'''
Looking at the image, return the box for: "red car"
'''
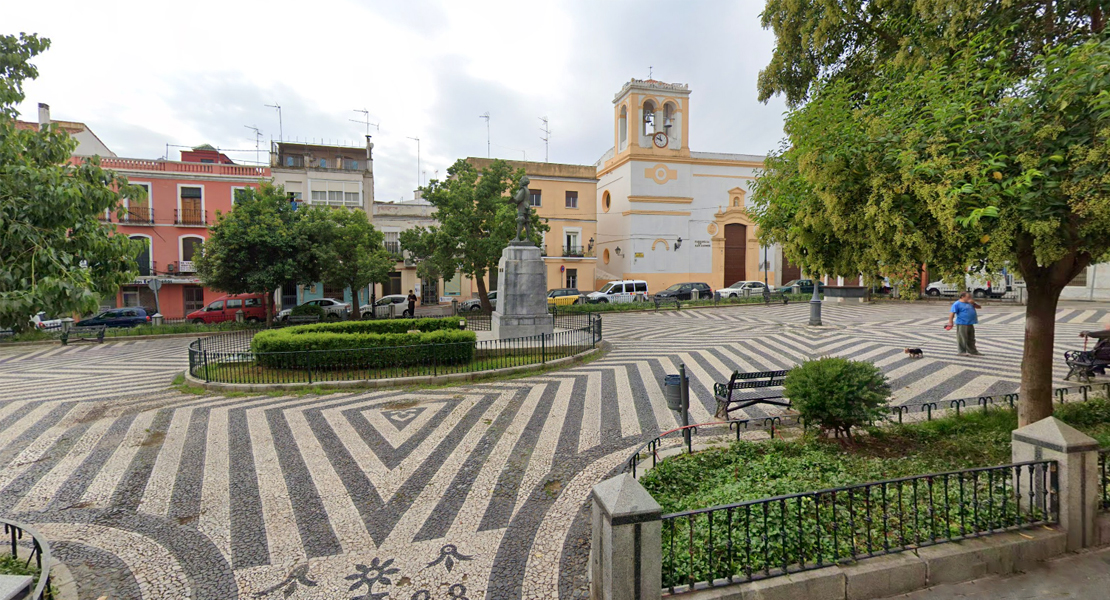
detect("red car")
[186,293,271,324]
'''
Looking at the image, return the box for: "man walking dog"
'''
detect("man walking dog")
[945,292,982,356]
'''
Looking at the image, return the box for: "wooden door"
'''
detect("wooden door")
[724,224,747,286]
[781,255,802,282]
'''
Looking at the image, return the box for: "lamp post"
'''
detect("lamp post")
[762,245,768,288]
[809,276,823,326]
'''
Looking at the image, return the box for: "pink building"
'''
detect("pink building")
[98,154,271,319]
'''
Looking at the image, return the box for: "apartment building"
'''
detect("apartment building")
[372,195,473,305]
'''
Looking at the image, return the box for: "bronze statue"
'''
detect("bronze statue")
[511,176,532,243]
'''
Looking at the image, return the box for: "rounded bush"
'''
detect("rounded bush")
[290,304,326,319]
[784,357,891,438]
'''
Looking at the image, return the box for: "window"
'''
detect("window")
[284,155,304,168]
[602,191,611,213]
[643,100,656,136]
[127,182,152,223]
[619,106,627,149]
[323,285,346,300]
[244,297,261,307]
[634,282,648,293]
[318,158,327,168]
[344,159,360,170]
[181,237,203,262]
[129,182,151,206]
[565,191,578,209]
[206,301,224,311]
[309,180,361,207]
[384,232,401,255]
[227,299,243,309]
[529,190,542,207]
[233,187,251,204]
[181,186,202,199]
[566,268,577,289]
[311,190,327,202]
[183,287,204,313]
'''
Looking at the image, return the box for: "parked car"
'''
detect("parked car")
[186,293,271,324]
[718,281,773,298]
[587,280,649,304]
[360,294,412,318]
[30,312,64,330]
[78,307,151,328]
[653,282,713,301]
[276,298,351,322]
[780,279,825,294]
[460,291,498,312]
[547,288,585,306]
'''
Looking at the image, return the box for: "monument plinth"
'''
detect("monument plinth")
[492,242,553,339]
[492,175,553,340]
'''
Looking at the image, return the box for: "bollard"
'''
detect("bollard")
[590,474,662,600]
[152,313,164,326]
[235,309,244,323]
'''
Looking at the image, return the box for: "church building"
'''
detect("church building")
[592,79,798,292]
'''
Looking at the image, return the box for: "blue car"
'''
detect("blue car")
[78,307,151,328]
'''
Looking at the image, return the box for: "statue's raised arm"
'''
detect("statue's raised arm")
[511,176,532,243]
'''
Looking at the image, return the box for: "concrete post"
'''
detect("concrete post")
[1012,416,1100,551]
[590,474,662,600]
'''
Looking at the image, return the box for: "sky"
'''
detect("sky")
[9,0,788,203]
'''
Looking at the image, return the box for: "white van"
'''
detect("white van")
[587,280,649,304]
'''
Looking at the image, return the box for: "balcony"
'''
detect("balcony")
[95,157,270,178]
[563,245,588,258]
[175,208,207,226]
[123,206,154,225]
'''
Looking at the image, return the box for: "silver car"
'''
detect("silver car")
[360,294,412,318]
[460,291,497,312]
[277,298,351,322]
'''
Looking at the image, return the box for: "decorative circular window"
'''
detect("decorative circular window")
[602,191,611,213]
[603,248,610,264]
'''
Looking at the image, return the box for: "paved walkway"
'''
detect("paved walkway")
[886,547,1110,599]
[0,303,1107,599]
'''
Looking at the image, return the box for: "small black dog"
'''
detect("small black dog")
[904,348,924,359]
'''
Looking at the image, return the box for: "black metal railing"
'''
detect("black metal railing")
[1,518,54,599]
[661,460,1058,593]
[175,208,207,226]
[384,241,401,255]
[1100,449,1110,511]
[627,420,751,478]
[123,205,154,224]
[189,315,601,384]
[563,245,586,257]
[461,311,491,331]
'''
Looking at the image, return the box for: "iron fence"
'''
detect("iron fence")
[1,518,54,599]
[189,315,601,385]
[661,460,1058,594]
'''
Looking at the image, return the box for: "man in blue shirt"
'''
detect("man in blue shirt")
[946,292,982,356]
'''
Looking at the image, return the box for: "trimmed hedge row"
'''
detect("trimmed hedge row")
[290,304,326,319]
[250,327,476,369]
[284,316,464,335]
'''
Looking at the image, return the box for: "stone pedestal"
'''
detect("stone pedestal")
[1012,416,1100,551]
[590,474,662,600]
[492,243,554,339]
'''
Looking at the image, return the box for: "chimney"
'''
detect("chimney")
[37,103,50,127]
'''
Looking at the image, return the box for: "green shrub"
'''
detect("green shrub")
[250,328,476,369]
[286,316,463,335]
[290,304,326,319]
[784,357,891,438]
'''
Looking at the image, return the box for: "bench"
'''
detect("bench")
[653,296,680,310]
[286,315,320,325]
[714,369,791,420]
[762,289,790,305]
[1064,350,1107,383]
[61,325,105,346]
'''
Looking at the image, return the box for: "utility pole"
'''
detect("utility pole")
[407,136,420,191]
[479,112,490,158]
[539,116,551,162]
[244,125,263,165]
[351,109,379,136]
[264,103,282,142]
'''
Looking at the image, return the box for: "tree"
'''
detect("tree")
[304,207,394,319]
[195,183,316,326]
[0,33,143,331]
[752,21,1110,425]
[400,159,546,312]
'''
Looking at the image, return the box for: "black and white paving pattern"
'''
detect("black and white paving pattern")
[0,302,1106,599]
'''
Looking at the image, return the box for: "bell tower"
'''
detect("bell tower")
[612,78,691,159]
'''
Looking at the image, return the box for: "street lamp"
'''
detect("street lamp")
[809,275,823,326]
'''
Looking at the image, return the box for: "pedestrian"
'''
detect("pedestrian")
[945,291,982,356]
[406,289,417,318]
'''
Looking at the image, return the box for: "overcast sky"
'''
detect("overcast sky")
[10,0,788,203]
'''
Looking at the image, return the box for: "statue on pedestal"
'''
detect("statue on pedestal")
[511,176,533,244]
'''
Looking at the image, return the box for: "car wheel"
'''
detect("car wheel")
[470,305,481,312]
[730,293,738,299]
[926,289,941,297]
[192,318,205,325]
[246,317,260,324]
[362,312,372,320]
[598,298,608,304]
[403,309,413,317]
[972,289,987,299]
[327,313,340,321]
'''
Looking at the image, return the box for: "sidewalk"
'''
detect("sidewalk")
[884,547,1110,599]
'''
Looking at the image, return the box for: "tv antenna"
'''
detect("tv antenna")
[264,103,282,142]
[351,109,379,136]
[539,116,551,162]
[407,136,421,189]
[649,65,653,79]
[479,112,490,158]
[244,125,263,164]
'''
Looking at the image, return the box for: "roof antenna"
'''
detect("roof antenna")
[479,112,490,158]
[539,116,551,162]
[264,103,282,142]
[244,125,263,165]
[649,66,653,79]
[351,109,379,136]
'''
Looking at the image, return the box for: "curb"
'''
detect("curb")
[183,341,610,393]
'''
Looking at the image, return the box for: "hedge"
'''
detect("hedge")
[250,328,476,369]
[282,316,464,335]
[290,304,326,319]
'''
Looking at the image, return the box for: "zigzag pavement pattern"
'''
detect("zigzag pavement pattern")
[0,303,1105,598]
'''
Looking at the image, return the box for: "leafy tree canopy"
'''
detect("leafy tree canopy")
[0,33,143,331]
[400,159,546,311]
[303,206,394,318]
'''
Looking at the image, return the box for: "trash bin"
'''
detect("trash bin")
[664,374,684,411]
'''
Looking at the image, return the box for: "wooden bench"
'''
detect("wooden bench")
[286,315,320,326]
[61,325,105,346]
[714,369,791,420]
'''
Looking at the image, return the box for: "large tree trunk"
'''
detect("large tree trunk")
[476,272,492,313]
[1019,282,1061,426]
[263,292,273,328]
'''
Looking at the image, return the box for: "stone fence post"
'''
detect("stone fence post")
[591,473,661,600]
[1012,416,1100,551]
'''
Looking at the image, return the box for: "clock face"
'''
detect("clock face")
[653,131,668,148]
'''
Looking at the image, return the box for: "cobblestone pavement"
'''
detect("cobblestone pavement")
[0,303,1107,599]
